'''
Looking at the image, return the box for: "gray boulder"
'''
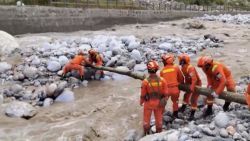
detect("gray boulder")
[55,89,74,102]
[47,61,61,72]
[43,98,54,107]
[202,127,216,137]
[5,101,37,119]
[23,66,39,79]
[58,56,69,66]
[214,112,229,128]
[130,50,142,63]
[219,128,229,138]
[126,60,136,70]
[0,62,12,73]
[134,64,147,72]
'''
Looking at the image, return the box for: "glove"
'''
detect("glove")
[211,92,219,98]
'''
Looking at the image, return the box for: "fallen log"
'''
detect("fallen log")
[90,65,247,105]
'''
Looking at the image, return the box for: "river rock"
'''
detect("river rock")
[214,112,229,128]
[46,83,58,97]
[13,72,25,81]
[139,130,179,141]
[43,98,54,107]
[31,56,41,66]
[124,129,140,141]
[54,81,67,97]
[105,57,118,67]
[159,42,173,51]
[128,41,140,51]
[126,60,136,70]
[241,131,250,140]
[0,31,19,55]
[0,94,3,105]
[55,89,74,102]
[23,66,39,79]
[134,64,147,72]
[0,62,12,73]
[237,124,247,132]
[58,56,69,66]
[5,101,37,119]
[226,126,236,135]
[10,84,23,94]
[191,131,202,138]
[130,49,142,63]
[202,127,216,137]
[179,134,189,141]
[219,128,229,138]
[79,44,91,52]
[47,61,61,72]
[233,132,242,140]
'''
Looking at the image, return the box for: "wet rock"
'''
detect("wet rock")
[55,89,74,102]
[54,81,67,97]
[58,56,69,66]
[10,84,23,94]
[214,112,229,128]
[237,124,247,132]
[226,126,236,135]
[191,131,202,138]
[159,42,173,51]
[139,130,179,141]
[0,62,12,73]
[0,94,3,105]
[126,60,136,70]
[202,127,216,137]
[47,61,61,72]
[13,72,25,81]
[219,128,229,138]
[130,50,142,63]
[233,132,242,140]
[5,101,37,119]
[124,129,140,141]
[183,20,205,29]
[134,64,147,72]
[43,98,54,107]
[46,83,57,97]
[23,66,39,79]
[178,134,189,141]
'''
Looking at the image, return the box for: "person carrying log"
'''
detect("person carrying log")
[160,54,184,118]
[61,50,87,81]
[244,84,250,109]
[178,54,202,121]
[140,60,168,135]
[87,49,104,80]
[197,56,236,116]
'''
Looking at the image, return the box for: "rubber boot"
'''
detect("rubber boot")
[223,102,231,112]
[143,129,150,136]
[60,74,66,80]
[173,111,179,118]
[179,104,187,112]
[188,110,195,121]
[203,105,213,117]
[80,76,84,81]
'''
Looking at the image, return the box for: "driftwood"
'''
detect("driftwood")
[91,65,247,105]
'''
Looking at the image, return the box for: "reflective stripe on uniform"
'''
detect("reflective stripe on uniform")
[212,65,218,72]
[150,82,162,87]
[162,68,175,73]
[206,100,214,103]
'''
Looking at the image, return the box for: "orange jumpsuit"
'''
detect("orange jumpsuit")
[203,61,236,105]
[160,64,184,112]
[141,75,168,133]
[181,64,202,110]
[63,55,86,77]
[88,54,103,66]
[244,84,250,109]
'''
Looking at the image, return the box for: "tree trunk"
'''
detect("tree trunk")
[90,65,247,105]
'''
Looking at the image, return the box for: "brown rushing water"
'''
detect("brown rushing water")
[0,18,250,141]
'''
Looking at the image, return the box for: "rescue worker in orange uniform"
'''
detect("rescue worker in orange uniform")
[197,56,236,116]
[244,84,250,109]
[87,49,104,79]
[160,54,184,118]
[61,51,86,81]
[141,60,168,135]
[178,54,202,120]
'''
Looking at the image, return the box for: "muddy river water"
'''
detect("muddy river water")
[0,18,250,141]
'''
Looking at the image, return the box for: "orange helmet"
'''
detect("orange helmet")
[162,54,174,65]
[88,49,97,56]
[147,60,159,73]
[203,56,213,66]
[197,56,205,68]
[78,50,84,55]
[178,54,190,65]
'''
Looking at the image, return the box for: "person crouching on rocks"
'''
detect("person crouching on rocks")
[61,50,87,81]
[244,84,250,109]
[87,49,104,80]
[160,54,184,118]
[140,60,168,135]
[178,54,202,121]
